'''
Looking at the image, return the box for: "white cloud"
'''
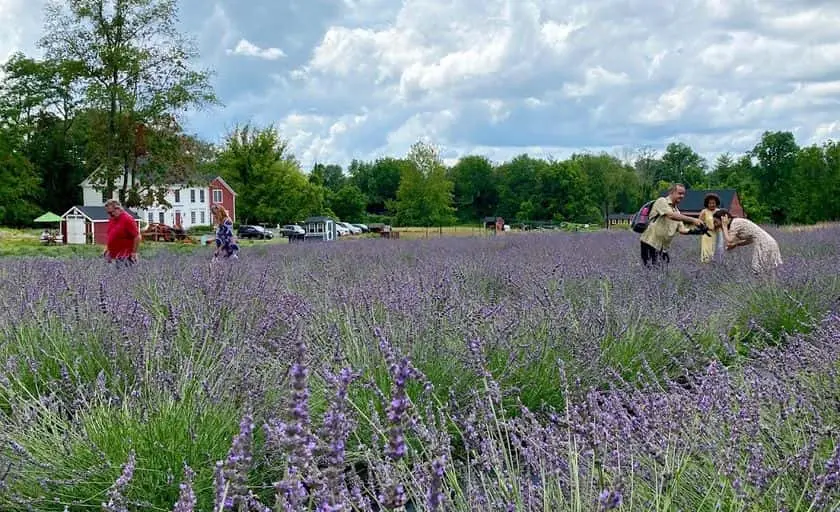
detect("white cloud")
[562,66,630,97]
[258,0,840,168]
[226,39,285,60]
[198,3,238,62]
[0,0,44,64]
[7,0,840,170]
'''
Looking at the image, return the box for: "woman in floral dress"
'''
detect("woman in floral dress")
[713,209,782,275]
[211,204,239,260]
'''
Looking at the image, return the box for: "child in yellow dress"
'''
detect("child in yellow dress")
[698,193,720,263]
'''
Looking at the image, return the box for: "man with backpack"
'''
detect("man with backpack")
[634,183,705,267]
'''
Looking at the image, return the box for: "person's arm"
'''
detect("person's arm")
[124,215,141,261]
[663,209,703,226]
[720,218,748,249]
[727,239,750,249]
[131,232,141,260]
[652,198,702,226]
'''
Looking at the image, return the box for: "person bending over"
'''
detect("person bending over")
[639,183,704,267]
[713,209,782,276]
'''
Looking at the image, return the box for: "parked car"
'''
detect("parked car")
[335,224,350,236]
[337,222,361,235]
[237,225,274,239]
[280,224,305,237]
[351,223,369,233]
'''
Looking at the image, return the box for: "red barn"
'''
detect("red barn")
[210,177,237,222]
[60,206,141,245]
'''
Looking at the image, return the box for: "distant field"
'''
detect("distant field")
[777,221,840,232]
[3,220,835,257]
[0,225,555,256]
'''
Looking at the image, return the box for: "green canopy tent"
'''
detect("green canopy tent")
[34,212,63,223]
[34,212,63,244]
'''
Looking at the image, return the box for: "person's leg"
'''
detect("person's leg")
[700,236,713,263]
[641,242,663,268]
[114,257,132,268]
[641,242,654,267]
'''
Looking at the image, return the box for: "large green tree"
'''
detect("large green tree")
[349,157,404,216]
[309,163,345,191]
[216,124,324,224]
[632,146,663,201]
[750,131,798,224]
[251,159,325,224]
[494,154,544,221]
[708,153,766,220]
[0,129,42,226]
[37,0,217,205]
[659,142,707,188]
[394,141,456,226]
[821,141,840,221]
[790,142,840,223]
[448,155,499,223]
[0,54,88,214]
[571,152,639,224]
[329,184,367,222]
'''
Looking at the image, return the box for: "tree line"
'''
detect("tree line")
[2,0,838,228]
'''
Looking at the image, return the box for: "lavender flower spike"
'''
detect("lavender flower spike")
[102,450,136,512]
[172,463,196,512]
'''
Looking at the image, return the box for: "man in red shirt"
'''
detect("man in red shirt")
[104,199,141,264]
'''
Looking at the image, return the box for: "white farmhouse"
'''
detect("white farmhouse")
[80,172,237,230]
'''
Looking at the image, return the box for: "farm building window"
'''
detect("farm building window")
[174,190,180,202]
[147,211,153,223]
[191,211,196,224]
[213,189,222,203]
[199,189,205,202]
[200,211,206,224]
[191,190,196,203]
[158,212,165,224]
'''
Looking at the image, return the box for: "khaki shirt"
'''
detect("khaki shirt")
[640,197,683,251]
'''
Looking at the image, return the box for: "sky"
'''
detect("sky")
[3,0,840,170]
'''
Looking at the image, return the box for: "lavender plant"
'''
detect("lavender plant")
[0,227,838,510]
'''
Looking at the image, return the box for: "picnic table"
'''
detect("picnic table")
[40,232,63,245]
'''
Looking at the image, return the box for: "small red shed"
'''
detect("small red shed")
[61,206,142,245]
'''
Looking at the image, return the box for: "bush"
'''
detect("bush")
[362,213,394,225]
[187,224,215,235]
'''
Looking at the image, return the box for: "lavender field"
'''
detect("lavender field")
[1,228,839,511]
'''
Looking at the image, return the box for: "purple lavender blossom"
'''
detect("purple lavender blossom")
[427,456,446,511]
[598,488,623,510]
[216,409,255,508]
[171,464,196,512]
[102,450,136,512]
[385,357,414,461]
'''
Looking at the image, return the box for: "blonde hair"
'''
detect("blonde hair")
[104,198,122,209]
[211,204,230,224]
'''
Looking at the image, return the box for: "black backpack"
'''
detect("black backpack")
[630,200,659,233]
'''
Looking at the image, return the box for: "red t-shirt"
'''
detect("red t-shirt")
[106,211,139,258]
